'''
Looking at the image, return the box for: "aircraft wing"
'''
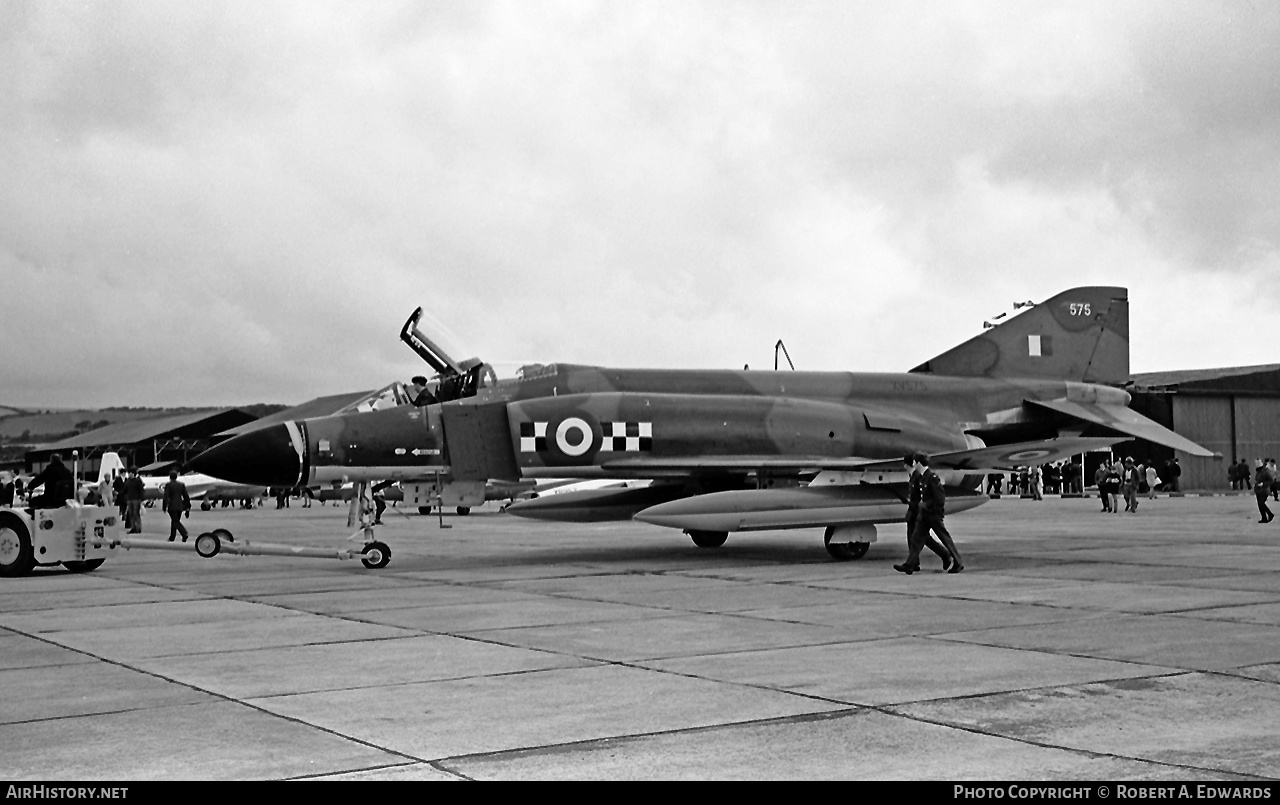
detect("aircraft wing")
[599,435,1124,475]
[911,436,1123,471]
[599,456,864,474]
[1026,399,1214,457]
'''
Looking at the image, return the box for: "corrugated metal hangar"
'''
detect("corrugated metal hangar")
[22,392,375,485]
[25,409,255,479]
[1125,364,1280,491]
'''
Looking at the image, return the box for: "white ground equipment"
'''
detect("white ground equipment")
[0,485,394,576]
[0,504,120,577]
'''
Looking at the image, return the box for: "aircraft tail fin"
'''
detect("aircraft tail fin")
[97,451,124,484]
[911,286,1129,385]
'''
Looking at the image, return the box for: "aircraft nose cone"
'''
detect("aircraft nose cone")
[187,424,303,487]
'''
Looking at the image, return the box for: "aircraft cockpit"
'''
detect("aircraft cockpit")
[337,382,416,415]
[399,307,499,405]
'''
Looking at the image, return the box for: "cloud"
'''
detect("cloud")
[1,0,1276,408]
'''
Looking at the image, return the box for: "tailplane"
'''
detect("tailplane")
[911,286,1129,385]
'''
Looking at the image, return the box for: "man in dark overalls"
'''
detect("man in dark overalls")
[896,453,960,574]
[27,454,74,510]
[162,471,191,542]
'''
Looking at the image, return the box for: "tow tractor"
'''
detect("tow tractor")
[0,504,120,577]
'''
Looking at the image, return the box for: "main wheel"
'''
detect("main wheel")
[824,526,870,560]
[456,506,471,516]
[63,558,106,573]
[0,514,35,577]
[418,506,432,515]
[361,541,391,569]
[687,530,728,548]
[200,501,212,511]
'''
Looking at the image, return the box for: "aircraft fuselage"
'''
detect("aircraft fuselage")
[190,363,1130,492]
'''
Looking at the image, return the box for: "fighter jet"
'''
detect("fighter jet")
[188,287,1210,559]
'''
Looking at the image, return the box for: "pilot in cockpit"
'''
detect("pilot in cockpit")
[408,375,437,406]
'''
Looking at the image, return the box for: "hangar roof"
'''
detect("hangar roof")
[1130,364,1280,394]
[37,409,256,451]
[218,391,374,436]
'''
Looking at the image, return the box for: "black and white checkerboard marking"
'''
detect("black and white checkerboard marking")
[519,420,652,453]
[602,421,652,452]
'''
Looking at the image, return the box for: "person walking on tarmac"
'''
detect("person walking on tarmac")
[1255,460,1275,524]
[901,453,953,572]
[96,471,113,508]
[162,471,191,542]
[123,467,145,533]
[1122,457,1141,513]
[1164,457,1182,493]
[113,471,127,519]
[895,453,963,574]
[1102,460,1123,514]
[1094,463,1111,512]
[27,454,75,510]
[371,480,395,524]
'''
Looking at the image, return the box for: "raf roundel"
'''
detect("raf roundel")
[1003,448,1054,463]
[518,413,602,465]
[555,417,593,457]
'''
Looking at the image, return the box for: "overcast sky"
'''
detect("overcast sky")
[3,0,1278,409]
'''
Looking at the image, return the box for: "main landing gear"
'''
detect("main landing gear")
[683,526,875,560]
[686,529,728,548]
[823,524,873,561]
[417,505,471,516]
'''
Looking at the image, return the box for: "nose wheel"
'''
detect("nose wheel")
[361,541,391,569]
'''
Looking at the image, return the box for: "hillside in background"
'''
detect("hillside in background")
[0,408,175,440]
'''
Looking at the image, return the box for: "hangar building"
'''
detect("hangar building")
[26,409,255,481]
[1124,364,1280,491]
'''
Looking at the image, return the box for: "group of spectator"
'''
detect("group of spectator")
[0,472,23,507]
[1092,457,1165,514]
[268,486,316,509]
[983,456,1185,512]
[1229,459,1280,497]
[107,464,147,533]
[986,460,1086,498]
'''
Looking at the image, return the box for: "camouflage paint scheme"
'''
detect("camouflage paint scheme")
[189,287,1210,548]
